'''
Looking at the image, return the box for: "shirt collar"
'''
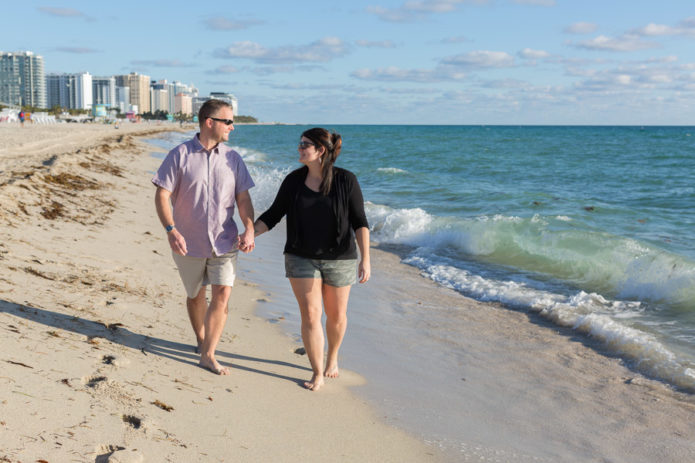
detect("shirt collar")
[193,133,220,154]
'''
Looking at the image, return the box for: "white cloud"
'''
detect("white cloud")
[367,0,488,22]
[351,66,467,82]
[564,22,598,34]
[204,17,263,31]
[634,23,679,36]
[443,50,515,68]
[215,37,350,63]
[570,59,690,94]
[355,40,397,48]
[630,18,695,38]
[574,34,658,52]
[615,74,632,85]
[38,7,86,17]
[519,48,550,59]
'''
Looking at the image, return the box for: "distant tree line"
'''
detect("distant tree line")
[235,115,258,123]
[140,112,257,123]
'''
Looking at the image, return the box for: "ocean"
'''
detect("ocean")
[152,125,695,394]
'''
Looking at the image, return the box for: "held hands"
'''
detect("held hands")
[358,259,371,283]
[167,229,187,256]
[238,228,256,253]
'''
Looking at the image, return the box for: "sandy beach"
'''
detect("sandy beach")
[0,123,441,462]
[1,123,694,463]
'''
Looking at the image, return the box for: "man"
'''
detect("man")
[153,99,255,375]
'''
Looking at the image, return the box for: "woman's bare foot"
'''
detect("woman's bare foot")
[324,363,339,378]
[199,356,229,375]
[304,373,324,391]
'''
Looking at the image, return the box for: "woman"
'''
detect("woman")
[254,127,370,391]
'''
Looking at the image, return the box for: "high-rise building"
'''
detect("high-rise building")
[150,79,171,113]
[174,93,192,115]
[93,76,116,108]
[46,72,93,110]
[0,51,46,108]
[151,88,169,113]
[115,72,150,114]
[192,96,209,117]
[209,92,238,115]
[115,86,130,113]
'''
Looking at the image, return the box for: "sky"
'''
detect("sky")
[4,1,695,125]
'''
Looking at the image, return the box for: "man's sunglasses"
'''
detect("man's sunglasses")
[209,117,235,125]
[298,141,316,149]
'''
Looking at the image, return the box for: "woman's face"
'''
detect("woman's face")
[298,136,324,165]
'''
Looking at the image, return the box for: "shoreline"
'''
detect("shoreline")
[0,124,442,462]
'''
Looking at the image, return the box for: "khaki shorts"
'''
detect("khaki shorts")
[172,250,238,298]
[285,254,357,287]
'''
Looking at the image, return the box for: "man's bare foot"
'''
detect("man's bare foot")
[324,363,339,378]
[199,356,229,375]
[304,373,324,391]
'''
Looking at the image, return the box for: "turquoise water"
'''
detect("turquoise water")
[153,125,695,392]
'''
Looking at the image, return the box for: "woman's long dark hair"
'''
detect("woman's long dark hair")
[302,127,342,195]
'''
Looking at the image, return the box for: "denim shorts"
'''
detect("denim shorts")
[284,254,357,287]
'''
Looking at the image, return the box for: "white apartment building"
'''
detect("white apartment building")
[0,51,46,107]
[209,92,238,115]
[46,72,93,110]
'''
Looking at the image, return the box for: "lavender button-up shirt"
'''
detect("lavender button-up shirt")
[152,134,255,258]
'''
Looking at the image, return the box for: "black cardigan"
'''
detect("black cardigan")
[258,166,369,259]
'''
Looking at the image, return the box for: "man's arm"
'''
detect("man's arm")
[236,189,255,253]
[154,186,187,256]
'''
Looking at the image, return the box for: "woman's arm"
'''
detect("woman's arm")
[255,173,295,234]
[253,219,269,237]
[355,226,371,283]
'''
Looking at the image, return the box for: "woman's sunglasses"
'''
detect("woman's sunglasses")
[298,141,316,149]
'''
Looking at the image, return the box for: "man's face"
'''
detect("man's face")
[206,106,235,143]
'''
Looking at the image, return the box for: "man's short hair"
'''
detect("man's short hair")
[198,99,232,127]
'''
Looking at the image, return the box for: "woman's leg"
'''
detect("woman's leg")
[322,284,351,378]
[289,277,325,390]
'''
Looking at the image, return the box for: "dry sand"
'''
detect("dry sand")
[0,123,442,462]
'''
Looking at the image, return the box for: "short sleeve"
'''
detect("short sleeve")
[152,148,180,192]
[233,155,255,195]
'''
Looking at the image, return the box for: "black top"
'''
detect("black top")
[258,166,369,259]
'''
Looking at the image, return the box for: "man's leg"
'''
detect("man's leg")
[199,284,232,375]
[322,284,351,378]
[186,286,207,352]
[289,278,325,391]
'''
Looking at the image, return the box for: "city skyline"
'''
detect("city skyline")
[4,1,695,125]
